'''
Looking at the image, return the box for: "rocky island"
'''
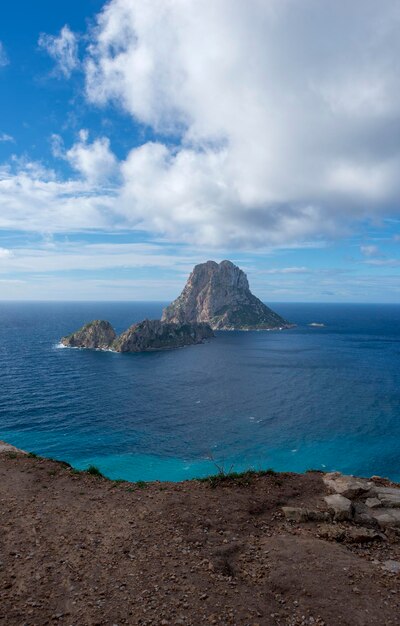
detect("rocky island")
[61,318,213,352]
[61,260,292,351]
[162,259,292,330]
[61,320,117,350]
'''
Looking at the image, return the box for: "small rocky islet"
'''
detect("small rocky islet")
[61,260,293,352]
[61,319,213,352]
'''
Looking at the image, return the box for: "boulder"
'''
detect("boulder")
[323,472,373,499]
[365,498,382,509]
[369,508,400,528]
[324,494,353,521]
[372,487,400,508]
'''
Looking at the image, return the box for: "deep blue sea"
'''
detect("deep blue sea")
[0,302,399,482]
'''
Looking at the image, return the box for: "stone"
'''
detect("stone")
[353,512,378,528]
[61,320,116,350]
[282,507,310,523]
[282,507,330,523]
[317,525,345,542]
[161,260,293,331]
[112,319,213,352]
[372,487,400,508]
[369,509,400,528]
[323,472,373,499]
[381,560,400,574]
[365,498,382,509]
[374,487,400,496]
[346,528,385,543]
[377,494,400,508]
[324,494,353,521]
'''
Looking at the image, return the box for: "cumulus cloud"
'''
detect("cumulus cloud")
[38,25,79,78]
[80,0,400,247]
[0,41,8,67]
[64,130,119,183]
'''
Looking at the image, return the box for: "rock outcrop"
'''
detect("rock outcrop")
[61,319,213,352]
[282,471,400,530]
[61,320,116,350]
[112,319,213,352]
[162,260,292,330]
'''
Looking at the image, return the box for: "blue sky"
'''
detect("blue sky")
[0,0,399,302]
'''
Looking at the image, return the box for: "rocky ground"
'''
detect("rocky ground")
[0,443,399,626]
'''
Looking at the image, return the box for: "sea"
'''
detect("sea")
[0,302,399,482]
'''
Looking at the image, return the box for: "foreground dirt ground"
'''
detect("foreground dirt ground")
[0,449,399,626]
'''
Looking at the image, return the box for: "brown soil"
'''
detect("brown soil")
[0,452,399,626]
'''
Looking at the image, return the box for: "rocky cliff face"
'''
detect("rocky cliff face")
[61,319,213,352]
[113,319,213,352]
[162,260,292,330]
[61,320,116,350]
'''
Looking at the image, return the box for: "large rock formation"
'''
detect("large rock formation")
[113,319,213,352]
[61,319,213,352]
[61,320,116,350]
[162,260,292,330]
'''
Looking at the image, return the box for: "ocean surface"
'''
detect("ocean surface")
[0,302,399,482]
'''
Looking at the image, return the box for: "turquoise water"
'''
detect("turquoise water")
[1,302,399,481]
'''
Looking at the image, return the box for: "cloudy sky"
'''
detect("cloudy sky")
[0,0,399,302]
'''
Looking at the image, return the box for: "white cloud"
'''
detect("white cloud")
[38,25,78,78]
[0,247,12,258]
[0,159,117,232]
[0,42,8,67]
[0,242,192,274]
[360,245,380,257]
[0,133,14,143]
[65,130,119,183]
[80,0,400,247]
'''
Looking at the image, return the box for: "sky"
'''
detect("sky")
[0,0,399,302]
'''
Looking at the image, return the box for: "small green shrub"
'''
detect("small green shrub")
[136,480,147,489]
[197,468,274,488]
[86,465,104,478]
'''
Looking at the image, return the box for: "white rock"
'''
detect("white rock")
[324,494,353,521]
[365,498,382,509]
[323,472,372,499]
[381,560,400,574]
